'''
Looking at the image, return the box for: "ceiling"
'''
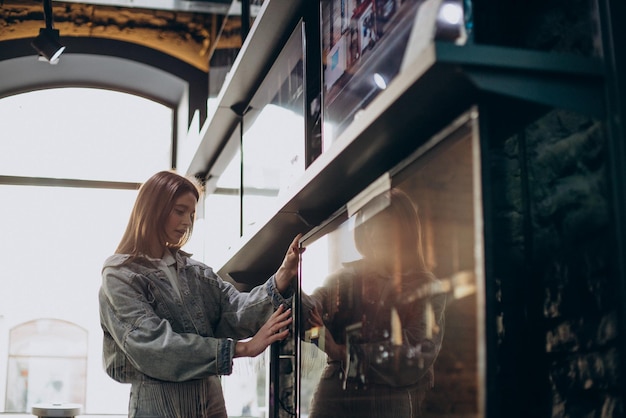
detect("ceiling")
[0,0,251,71]
[0,0,262,134]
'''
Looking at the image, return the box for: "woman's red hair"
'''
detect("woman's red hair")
[116,171,201,257]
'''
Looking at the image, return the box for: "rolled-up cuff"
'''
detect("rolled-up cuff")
[267,275,293,309]
[217,338,235,375]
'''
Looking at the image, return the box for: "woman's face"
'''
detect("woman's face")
[164,191,197,245]
[362,210,397,262]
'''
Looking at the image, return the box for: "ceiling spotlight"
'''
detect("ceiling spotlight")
[32,28,66,64]
[31,0,66,64]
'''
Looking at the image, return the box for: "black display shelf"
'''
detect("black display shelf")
[183,1,605,285]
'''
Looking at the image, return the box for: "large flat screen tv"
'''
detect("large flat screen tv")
[298,108,486,418]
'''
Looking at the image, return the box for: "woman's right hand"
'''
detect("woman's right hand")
[234,304,292,358]
[274,234,304,293]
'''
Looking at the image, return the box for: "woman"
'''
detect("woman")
[99,170,301,418]
[303,188,446,418]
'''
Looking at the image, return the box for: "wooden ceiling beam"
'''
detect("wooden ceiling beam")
[0,0,242,71]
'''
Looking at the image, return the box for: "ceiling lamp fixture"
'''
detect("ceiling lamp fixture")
[31,0,66,64]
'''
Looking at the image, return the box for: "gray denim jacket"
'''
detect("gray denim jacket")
[99,250,292,384]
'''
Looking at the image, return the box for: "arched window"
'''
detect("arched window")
[0,88,173,182]
[0,87,176,415]
[5,319,87,413]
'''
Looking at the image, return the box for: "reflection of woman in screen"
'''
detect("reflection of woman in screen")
[303,188,446,418]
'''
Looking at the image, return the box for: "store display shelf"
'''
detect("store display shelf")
[184,1,605,285]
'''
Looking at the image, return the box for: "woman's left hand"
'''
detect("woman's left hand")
[235,304,292,358]
[309,307,345,361]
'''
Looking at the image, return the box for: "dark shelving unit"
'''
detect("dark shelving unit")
[183,0,604,284]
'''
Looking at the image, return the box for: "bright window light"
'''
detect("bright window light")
[0,88,172,183]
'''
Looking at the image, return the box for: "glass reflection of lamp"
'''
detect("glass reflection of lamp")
[373,73,387,90]
[434,0,468,44]
[353,72,389,125]
[31,0,66,64]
